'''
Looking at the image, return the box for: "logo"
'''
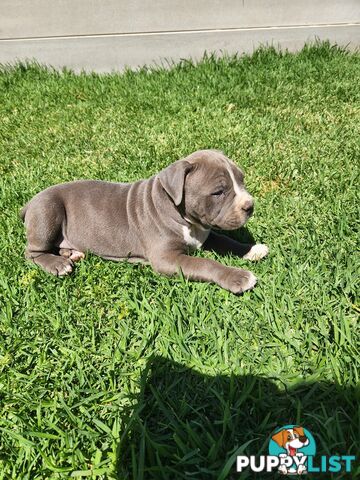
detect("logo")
[236,424,355,475]
[269,425,315,475]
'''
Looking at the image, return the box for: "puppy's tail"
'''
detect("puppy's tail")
[19,203,29,221]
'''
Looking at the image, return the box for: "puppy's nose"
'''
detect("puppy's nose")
[242,198,254,215]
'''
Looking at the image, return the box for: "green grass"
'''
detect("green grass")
[0,42,359,479]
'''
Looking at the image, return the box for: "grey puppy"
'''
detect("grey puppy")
[21,149,268,293]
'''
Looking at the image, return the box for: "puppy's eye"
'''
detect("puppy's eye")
[211,189,225,196]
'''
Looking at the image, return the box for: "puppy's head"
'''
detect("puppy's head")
[159,149,254,230]
[272,427,308,449]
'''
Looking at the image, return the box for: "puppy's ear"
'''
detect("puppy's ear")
[158,160,193,206]
[271,430,287,447]
[294,426,305,437]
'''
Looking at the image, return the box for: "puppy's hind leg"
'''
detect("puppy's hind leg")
[59,248,85,263]
[23,195,74,276]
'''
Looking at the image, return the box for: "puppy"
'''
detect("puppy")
[21,150,268,293]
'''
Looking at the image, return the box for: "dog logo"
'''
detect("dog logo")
[268,425,316,475]
[237,424,354,475]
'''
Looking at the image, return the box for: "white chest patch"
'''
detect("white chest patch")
[182,224,210,250]
[226,164,242,197]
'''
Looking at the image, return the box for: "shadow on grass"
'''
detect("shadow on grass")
[216,226,256,246]
[228,226,256,245]
[118,356,359,479]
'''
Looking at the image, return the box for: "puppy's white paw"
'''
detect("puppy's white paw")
[60,249,85,262]
[220,268,257,294]
[244,271,257,291]
[70,251,85,262]
[56,259,74,276]
[243,244,269,261]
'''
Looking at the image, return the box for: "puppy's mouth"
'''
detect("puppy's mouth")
[246,209,254,219]
[186,211,250,231]
[211,215,249,231]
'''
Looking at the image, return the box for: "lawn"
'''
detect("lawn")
[0,43,359,479]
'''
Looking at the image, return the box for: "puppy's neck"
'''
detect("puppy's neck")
[183,215,210,232]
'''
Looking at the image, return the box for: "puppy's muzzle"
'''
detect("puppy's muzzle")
[241,198,254,217]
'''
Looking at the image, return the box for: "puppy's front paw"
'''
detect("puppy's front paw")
[220,268,257,294]
[51,257,74,276]
[40,256,74,276]
[243,244,269,261]
[59,249,85,262]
